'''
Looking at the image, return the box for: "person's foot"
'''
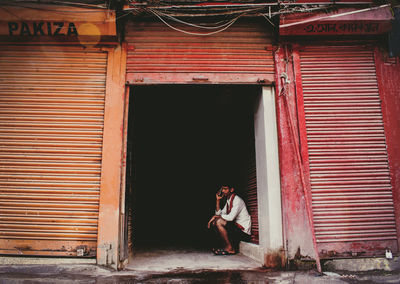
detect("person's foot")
[224,247,235,254]
[212,248,222,254]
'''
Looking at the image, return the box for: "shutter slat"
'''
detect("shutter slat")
[244,143,258,244]
[299,46,397,256]
[0,46,106,256]
[126,21,274,84]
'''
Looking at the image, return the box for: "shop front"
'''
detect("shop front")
[2,1,398,271]
[276,4,400,267]
[120,18,284,267]
[0,3,125,268]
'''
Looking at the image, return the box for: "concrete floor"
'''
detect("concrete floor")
[126,248,262,272]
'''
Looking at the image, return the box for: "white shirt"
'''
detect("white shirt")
[215,194,251,235]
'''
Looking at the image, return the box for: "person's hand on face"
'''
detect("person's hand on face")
[216,193,223,201]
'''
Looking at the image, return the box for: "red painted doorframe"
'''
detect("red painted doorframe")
[275,45,317,260]
[374,50,400,250]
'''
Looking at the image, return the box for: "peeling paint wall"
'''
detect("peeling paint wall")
[274,46,316,260]
[375,51,400,249]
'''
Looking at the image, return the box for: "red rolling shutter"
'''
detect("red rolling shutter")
[125,21,274,84]
[298,46,398,256]
[244,146,259,244]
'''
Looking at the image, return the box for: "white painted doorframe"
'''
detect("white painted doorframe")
[240,86,283,265]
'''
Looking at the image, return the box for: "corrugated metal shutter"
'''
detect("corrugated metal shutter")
[125,21,274,84]
[0,46,107,257]
[244,145,259,244]
[299,46,398,256]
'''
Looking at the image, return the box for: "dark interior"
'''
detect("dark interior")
[126,85,259,250]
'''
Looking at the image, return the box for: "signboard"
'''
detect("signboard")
[6,22,79,36]
[280,5,393,36]
[0,4,116,44]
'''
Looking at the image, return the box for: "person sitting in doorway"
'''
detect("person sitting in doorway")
[207,185,251,255]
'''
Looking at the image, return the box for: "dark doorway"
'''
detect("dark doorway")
[125,85,259,251]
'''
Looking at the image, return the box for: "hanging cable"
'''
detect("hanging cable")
[148,8,242,36]
[135,2,278,10]
[0,0,107,9]
[0,2,109,13]
[145,5,267,18]
[153,10,239,30]
[260,13,276,28]
[116,9,137,20]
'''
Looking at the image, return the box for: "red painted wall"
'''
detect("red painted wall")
[375,51,400,248]
[274,46,317,260]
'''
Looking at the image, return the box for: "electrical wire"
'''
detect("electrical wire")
[260,13,276,28]
[271,5,330,17]
[148,8,242,36]
[125,3,332,19]
[116,9,136,20]
[137,3,279,10]
[148,6,266,18]
[147,5,278,34]
[0,1,109,12]
[280,4,390,28]
[154,10,239,30]
[145,2,305,35]
[0,0,106,8]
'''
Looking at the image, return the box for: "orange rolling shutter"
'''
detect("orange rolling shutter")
[0,46,107,257]
[298,46,398,256]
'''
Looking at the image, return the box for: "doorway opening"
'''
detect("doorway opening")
[124,85,261,266]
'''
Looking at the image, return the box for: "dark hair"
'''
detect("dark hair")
[221,185,235,190]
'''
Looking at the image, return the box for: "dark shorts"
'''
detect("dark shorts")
[225,222,251,249]
[211,220,251,250]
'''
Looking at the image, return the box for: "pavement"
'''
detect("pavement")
[1,249,400,283]
[1,264,400,283]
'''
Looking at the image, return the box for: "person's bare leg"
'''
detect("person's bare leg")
[211,220,222,250]
[215,218,235,253]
